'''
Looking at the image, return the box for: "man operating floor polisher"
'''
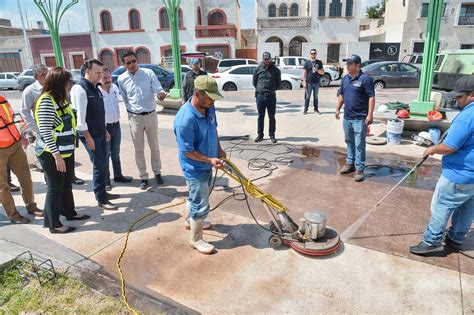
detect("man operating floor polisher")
[221,158,342,256]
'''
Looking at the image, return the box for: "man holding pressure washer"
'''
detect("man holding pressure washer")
[174,76,226,255]
[410,75,474,255]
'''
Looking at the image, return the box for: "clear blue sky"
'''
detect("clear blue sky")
[0,0,382,33]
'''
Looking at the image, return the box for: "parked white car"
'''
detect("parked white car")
[216,58,258,73]
[211,65,301,91]
[273,56,342,87]
[0,72,19,90]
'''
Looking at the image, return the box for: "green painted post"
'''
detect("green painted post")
[34,0,79,68]
[409,0,443,117]
[163,0,182,99]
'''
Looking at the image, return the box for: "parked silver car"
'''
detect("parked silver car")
[17,69,35,91]
[0,72,18,90]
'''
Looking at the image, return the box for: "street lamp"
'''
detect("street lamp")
[163,0,182,98]
[33,0,79,68]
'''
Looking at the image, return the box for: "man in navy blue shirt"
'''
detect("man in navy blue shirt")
[174,76,226,255]
[410,75,474,255]
[335,54,375,182]
[302,49,324,115]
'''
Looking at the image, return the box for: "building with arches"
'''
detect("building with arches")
[86,0,242,70]
[257,0,365,65]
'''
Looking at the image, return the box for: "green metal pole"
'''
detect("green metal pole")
[34,0,79,68]
[409,0,443,117]
[164,0,182,99]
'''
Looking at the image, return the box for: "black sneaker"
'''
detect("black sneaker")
[8,183,20,192]
[72,176,85,185]
[155,174,164,185]
[409,241,444,256]
[340,164,355,174]
[105,192,120,200]
[445,237,463,251]
[114,175,133,183]
[254,135,263,142]
[270,135,277,143]
[140,179,150,190]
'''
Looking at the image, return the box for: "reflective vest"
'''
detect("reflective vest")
[0,96,21,148]
[34,93,76,158]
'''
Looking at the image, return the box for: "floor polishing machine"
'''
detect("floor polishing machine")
[221,158,341,256]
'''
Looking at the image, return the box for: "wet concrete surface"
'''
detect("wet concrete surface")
[208,141,473,276]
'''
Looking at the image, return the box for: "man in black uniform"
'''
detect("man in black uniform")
[252,52,281,143]
[182,58,207,103]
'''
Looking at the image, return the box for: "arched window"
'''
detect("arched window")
[290,3,299,16]
[268,4,277,17]
[99,49,114,70]
[100,10,112,31]
[197,7,202,25]
[159,7,183,29]
[209,10,226,25]
[129,9,141,30]
[279,4,288,17]
[135,47,151,64]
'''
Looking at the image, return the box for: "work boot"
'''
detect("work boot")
[184,201,211,230]
[340,163,355,174]
[354,170,365,182]
[409,241,444,256]
[190,219,216,254]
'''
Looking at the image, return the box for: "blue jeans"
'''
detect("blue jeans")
[186,170,213,220]
[256,94,276,136]
[105,122,123,185]
[423,175,474,246]
[304,82,319,111]
[343,118,367,171]
[81,136,108,202]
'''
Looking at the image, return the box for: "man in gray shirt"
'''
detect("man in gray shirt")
[117,50,167,190]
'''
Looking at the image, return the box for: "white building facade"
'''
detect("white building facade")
[86,0,242,70]
[384,0,474,57]
[256,0,366,65]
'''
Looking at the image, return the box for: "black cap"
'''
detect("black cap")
[446,75,474,98]
[262,51,271,59]
[343,54,362,64]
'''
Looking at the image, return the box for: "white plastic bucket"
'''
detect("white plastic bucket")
[386,119,404,145]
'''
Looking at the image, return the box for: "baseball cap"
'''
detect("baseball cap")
[190,58,200,65]
[445,75,474,98]
[262,51,271,59]
[194,75,223,101]
[343,54,362,64]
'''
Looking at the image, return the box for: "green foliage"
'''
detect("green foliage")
[366,0,386,19]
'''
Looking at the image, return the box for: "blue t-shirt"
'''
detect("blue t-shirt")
[442,102,474,184]
[339,71,375,120]
[303,59,323,84]
[173,102,218,180]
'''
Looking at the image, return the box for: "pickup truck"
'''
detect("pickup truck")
[272,56,343,87]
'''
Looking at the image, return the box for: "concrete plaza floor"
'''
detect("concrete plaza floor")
[1,87,473,313]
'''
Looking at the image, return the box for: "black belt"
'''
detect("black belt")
[127,110,155,116]
[106,121,119,126]
[257,92,275,97]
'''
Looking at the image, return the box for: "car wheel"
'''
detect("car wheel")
[281,81,292,90]
[319,75,331,87]
[374,81,385,90]
[223,82,237,91]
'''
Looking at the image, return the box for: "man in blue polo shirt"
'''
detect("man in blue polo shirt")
[410,75,474,255]
[174,76,226,255]
[335,54,375,182]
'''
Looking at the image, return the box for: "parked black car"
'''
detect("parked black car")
[360,59,384,68]
[362,61,421,89]
[111,64,175,91]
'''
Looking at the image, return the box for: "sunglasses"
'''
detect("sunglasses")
[125,59,137,65]
[310,52,316,55]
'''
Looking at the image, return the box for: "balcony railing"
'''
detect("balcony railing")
[458,16,474,26]
[258,17,312,29]
[195,24,238,39]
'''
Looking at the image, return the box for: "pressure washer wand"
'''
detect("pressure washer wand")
[340,131,448,242]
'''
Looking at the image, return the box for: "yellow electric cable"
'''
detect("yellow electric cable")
[117,198,187,314]
[221,158,288,212]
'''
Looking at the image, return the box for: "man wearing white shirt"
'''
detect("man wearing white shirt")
[99,68,132,191]
[117,50,167,190]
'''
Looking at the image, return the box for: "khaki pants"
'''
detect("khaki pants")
[0,141,37,219]
[128,112,162,180]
